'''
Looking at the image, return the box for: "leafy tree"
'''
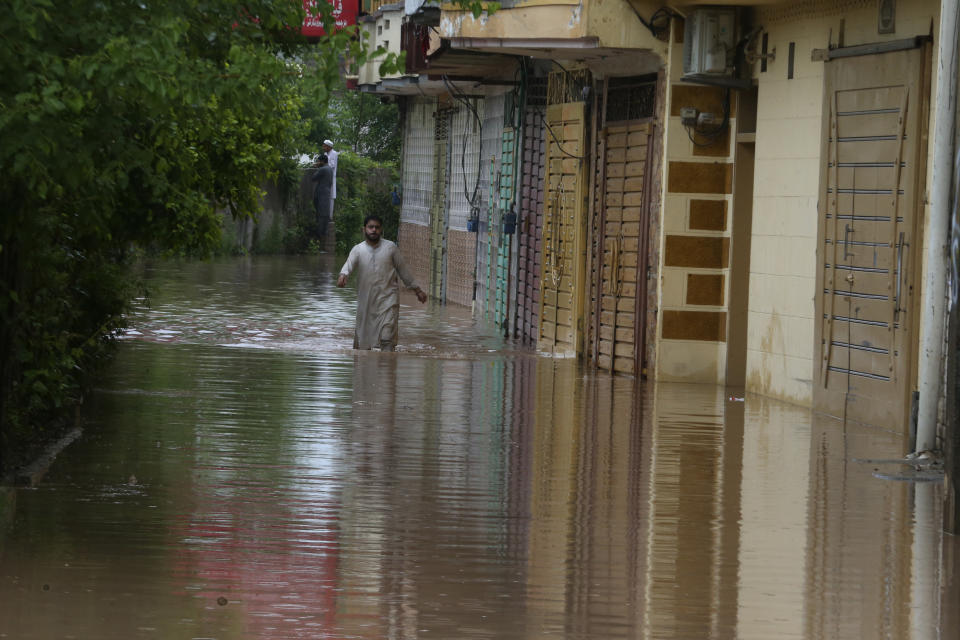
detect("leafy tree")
[0,0,398,474]
[331,152,400,253]
[305,89,402,163]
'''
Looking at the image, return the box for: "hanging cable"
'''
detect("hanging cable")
[541,117,585,159]
[683,88,731,148]
[443,75,484,210]
[550,58,570,76]
[537,62,587,159]
[949,146,960,310]
[627,5,680,39]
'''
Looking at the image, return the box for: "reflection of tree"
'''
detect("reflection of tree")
[0,337,352,637]
[169,480,340,636]
[156,344,348,636]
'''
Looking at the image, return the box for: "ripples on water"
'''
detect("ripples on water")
[121,255,510,358]
[0,255,956,640]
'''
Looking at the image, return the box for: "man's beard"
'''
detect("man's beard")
[365,230,380,242]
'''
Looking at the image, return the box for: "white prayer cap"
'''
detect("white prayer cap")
[323,139,334,147]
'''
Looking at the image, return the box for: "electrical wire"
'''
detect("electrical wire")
[442,75,484,212]
[683,88,731,148]
[448,82,483,205]
[629,5,679,39]
[534,62,586,160]
[542,117,585,159]
[741,26,765,65]
[551,59,570,76]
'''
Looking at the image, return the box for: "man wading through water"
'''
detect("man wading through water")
[337,214,427,351]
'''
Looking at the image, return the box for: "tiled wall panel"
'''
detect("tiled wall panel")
[400,97,436,228]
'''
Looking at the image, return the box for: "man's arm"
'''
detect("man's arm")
[392,247,427,303]
[337,247,357,288]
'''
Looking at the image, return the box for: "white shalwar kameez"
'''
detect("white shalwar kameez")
[339,239,421,351]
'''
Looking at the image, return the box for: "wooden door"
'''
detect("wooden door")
[814,44,929,429]
[515,101,546,344]
[593,121,653,374]
[538,101,588,356]
[588,75,658,376]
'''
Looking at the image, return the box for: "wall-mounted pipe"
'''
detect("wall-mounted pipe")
[916,0,960,453]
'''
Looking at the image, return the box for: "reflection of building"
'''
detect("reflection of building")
[345,0,960,504]
[521,374,955,638]
[642,384,743,638]
[802,414,913,638]
[336,353,537,638]
[527,360,656,635]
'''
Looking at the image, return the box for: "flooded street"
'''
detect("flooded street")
[0,254,957,639]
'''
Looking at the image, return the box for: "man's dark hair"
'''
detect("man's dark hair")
[364,214,383,226]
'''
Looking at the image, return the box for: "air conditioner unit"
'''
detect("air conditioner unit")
[682,8,741,87]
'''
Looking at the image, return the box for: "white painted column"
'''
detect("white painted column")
[917,0,960,453]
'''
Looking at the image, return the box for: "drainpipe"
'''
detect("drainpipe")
[916,0,960,453]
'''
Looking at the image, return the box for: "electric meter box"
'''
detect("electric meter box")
[682,8,738,84]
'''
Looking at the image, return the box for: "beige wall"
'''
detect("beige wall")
[656,23,736,384]
[744,0,939,406]
[746,18,823,404]
[439,2,587,41]
[653,0,941,401]
[439,0,665,53]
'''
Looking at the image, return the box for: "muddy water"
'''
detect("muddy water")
[0,254,957,640]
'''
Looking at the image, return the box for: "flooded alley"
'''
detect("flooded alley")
[0,255,957,639]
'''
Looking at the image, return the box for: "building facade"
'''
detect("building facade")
[353,0,959,529]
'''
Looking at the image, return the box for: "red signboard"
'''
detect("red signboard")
[302,0,358,36]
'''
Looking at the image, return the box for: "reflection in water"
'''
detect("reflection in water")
[0,255,956,639]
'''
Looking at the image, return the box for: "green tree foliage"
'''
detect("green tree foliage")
[331,152,400,253]
[304,89,402,163]
[0,0,398,474]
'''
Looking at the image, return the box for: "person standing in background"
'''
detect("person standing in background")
[322,139,338,219]
[311,154,333,239]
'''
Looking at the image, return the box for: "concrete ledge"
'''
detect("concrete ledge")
[1,427,82,488]
[0,486,14,527]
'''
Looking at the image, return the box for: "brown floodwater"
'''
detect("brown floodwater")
[0,254,957,639]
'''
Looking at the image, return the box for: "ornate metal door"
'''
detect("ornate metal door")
[814,44,929,429]
[539,91,588,356]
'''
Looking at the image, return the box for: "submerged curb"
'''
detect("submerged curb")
[0,486,13,529]
[0,427,83,488]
